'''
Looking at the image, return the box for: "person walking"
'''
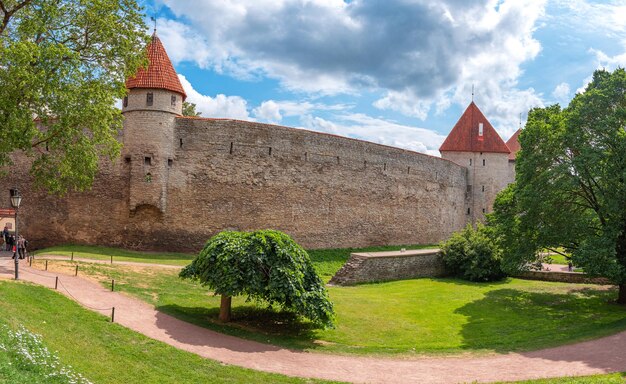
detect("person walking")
[17,235,26,259]
[2,225,8,251]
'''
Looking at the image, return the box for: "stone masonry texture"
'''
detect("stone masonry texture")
[329,249,446,285]
[1,112,469,252]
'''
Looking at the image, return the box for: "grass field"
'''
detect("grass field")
[31,255,626,356]
[1,280,624,384]
[33,245,193,266]
[0,280,333,384]
[34,243,439,282]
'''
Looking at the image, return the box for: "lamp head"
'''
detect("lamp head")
[9,188,21,209]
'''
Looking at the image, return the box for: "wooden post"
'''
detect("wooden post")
[54,276,58,290]
[45,260,48,271]
[219,295,232,322]
[71,252,74,261]
[111,307,115,323]
[111,279,115,292]
[75,265,78,276]
[110,255,113,264]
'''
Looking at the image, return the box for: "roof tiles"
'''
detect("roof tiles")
[439,102,510,154]
[505,128,521,160]
[126,33,187,100]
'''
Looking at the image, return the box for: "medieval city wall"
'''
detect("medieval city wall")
[1,118,468,252]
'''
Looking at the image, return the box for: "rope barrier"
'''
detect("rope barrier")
[56,279,114,312]
[19,267,57,279]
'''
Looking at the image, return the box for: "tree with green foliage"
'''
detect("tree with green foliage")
[0,0,148,194]
[180,230,335,328]
[182,101,201,117]
[491,68,626,304]
[440,223,506,282]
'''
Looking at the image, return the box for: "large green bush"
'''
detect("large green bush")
[180,230,335,328]
[440,224,506,282]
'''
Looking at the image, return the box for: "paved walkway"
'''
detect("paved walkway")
[1,252,625,384]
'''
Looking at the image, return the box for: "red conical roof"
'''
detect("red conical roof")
[439,102,510,154]
[126,33,187,100]
[506,128,521,160]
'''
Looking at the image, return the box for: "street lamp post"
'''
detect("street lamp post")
[10,188,22,280]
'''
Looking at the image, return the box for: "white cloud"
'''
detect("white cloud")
[178,75,250,120]
[253,99,351,123]
[299,113,446,157]
[253,100,282,122]
[156,0,547,127]
[552,82,570,104]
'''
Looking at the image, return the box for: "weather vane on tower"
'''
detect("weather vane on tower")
[150,16,157,33]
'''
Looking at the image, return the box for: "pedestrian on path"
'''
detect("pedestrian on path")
[2,225,8,251]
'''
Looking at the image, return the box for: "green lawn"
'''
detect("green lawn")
[33,245,193,266]
[34,243,439,282]
[0,280,334,384]
[0,281,623,384]
[34,257,626,357]
[548,254,570,265]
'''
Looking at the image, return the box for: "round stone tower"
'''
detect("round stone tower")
[122,32,186,213]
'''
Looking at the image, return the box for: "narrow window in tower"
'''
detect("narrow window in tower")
[483,159,486,166]
[146,92,153,106]
[123,96,128,107]
[144,156,151,166]
[124,156,131,164]
[469,158,472,166]
[168,159,173,167]
[482,185,485,192]
[171,95,176,106]
[467,208,471,215]
[482,208,486,213]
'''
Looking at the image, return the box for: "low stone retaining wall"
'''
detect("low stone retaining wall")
[329,249,445,286]
[517,271,612,285]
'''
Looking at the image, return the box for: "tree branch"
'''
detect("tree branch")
[0,0,33,35]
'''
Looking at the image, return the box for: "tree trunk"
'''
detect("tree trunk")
[618,284,626,305]
[219,295,232,322]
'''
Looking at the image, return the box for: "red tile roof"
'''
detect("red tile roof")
[439,102,510,154]
[506,128,521,160]
[126,33,187,100]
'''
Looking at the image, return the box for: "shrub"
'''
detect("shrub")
[440,224,506,282]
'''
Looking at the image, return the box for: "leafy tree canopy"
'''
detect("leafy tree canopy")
[180,230,335,328]
[490,68,626,303]
[182,101,201,117]
[0,0,148,194]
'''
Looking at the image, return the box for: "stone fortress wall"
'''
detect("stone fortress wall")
[0,35,517,253]
[1,117,469,252]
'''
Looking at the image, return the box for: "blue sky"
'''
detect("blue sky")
[141,0,626,156]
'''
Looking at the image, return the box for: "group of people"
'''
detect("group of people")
[2,225,28,259]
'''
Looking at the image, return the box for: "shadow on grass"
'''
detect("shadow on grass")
[455,286,626,367]
[155,303,321,351]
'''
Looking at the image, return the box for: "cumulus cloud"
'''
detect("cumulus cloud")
[299,113,446,157]
[253,100,351,123]
[552,82,571,104]
[178,75,250,120]
[156,0,547,128]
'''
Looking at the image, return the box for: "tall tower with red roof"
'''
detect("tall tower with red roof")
[439,102,511,224]
[121,32,187,213]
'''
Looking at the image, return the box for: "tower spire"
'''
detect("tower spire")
[150,16,157,33]
[471,84,474,102]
